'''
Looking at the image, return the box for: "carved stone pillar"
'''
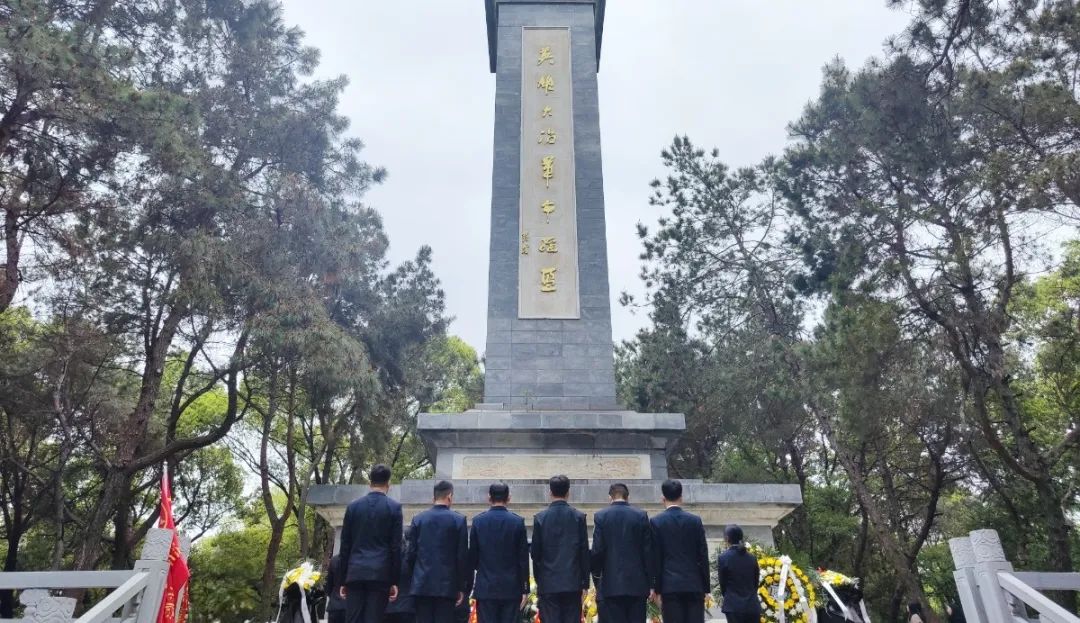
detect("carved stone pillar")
[132,527,174,623]
[968,530,1020,623]
[950,536,988,623]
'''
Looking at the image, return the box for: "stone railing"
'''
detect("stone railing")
[950,529,1079,623]
[0,528,184,623]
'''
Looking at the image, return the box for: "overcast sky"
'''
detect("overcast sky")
[278,1,911,356]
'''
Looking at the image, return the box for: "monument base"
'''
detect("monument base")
[309,408,801,551]
[309,479,799,551]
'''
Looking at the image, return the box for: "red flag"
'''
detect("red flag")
[157,471,190,623]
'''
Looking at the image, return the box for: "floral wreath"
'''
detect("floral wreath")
[277,562,322,623]
[751,545,818,623]
[817,569,859,589]
[281,561,322,591]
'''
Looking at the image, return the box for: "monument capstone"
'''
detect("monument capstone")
[309,0,801,550]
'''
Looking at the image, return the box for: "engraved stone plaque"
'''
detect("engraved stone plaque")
[453,454,650,480]
[518,27,580,319]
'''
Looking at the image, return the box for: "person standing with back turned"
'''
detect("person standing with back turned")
[717,524,761,623]
[650,479,710,623]
[531,475,590,623]
[591,483,655,623]
[406,481,469,623]
[338,464,403,623]
[469,483,530,623]
[325,553,346,623]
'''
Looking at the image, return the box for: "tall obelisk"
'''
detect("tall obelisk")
[308,1,801,550]
[480,0,618,410]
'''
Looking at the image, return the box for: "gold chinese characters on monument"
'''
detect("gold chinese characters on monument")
[518,28,580,319]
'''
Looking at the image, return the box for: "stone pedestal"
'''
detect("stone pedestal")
[309,408,800,549]
[420,410,682,481]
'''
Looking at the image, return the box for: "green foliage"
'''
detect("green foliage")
[622,3,1080,618]
[0,5,466,620]
[188,514,302,623]
[426,336,484,414]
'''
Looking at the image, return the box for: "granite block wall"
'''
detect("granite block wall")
[484,0,618,410]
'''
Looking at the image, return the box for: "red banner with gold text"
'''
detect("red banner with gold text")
[157,472,190,623]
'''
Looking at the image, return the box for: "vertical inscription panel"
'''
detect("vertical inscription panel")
[518,27,580,319]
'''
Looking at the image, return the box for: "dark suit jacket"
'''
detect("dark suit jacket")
[531,500,589,595]
[339,491,404,585]
[405,504,469,599]
[385,531,414,615]
[591,501,654,599]
[469,506,530,600]
[650,506,710,595]
[717,546,761,615]
[326,554,346,612]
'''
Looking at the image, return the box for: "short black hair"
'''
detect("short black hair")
[725,524,744,545]
[489,482,510,503]
[549,475,570,498]
[433,480,454,500]
[609,483,629,500]
[661,479,682,502]
[369,464,391,486]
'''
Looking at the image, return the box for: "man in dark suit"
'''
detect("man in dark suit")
[326,554,347,623]
[406,481,469,623]
[717,524,761,623]
[592,573,606,623]
[531,475,589,623]
[338,464,403,623]
[650,480,710,623]
[591,483,654,623]
[469,483,529,623]
[385,529,415,623]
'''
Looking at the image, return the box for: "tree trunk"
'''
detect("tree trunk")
[257,363,296,620]
[71,468,129,572]
[853,506,869,579]
[889,587,904,623]
[297,492,311,560]
[262,519,287,622]
[1035,477,1077,613]
[1,520,23,617]
[814,408,938,623]
[977,377,1077,611]
[1,205,23,313]
[50,433,75,570]
[68,296,186,575]
[110,486,134,569]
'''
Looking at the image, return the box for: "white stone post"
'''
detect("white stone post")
[969,530,1021,623]
[949,536,988,623]
[133,528,174,623]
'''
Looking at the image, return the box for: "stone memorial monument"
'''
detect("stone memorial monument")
[309,0,801,550]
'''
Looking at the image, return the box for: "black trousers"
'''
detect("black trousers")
[329,611,347,623]
[661,593,705,623]
[725,612,761,623]
[477,599,519,623]
[346,582,391,623]
[602,596,645,623]
[415,597,457,623]
[387,614,416,623]
[538,592,581,623]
